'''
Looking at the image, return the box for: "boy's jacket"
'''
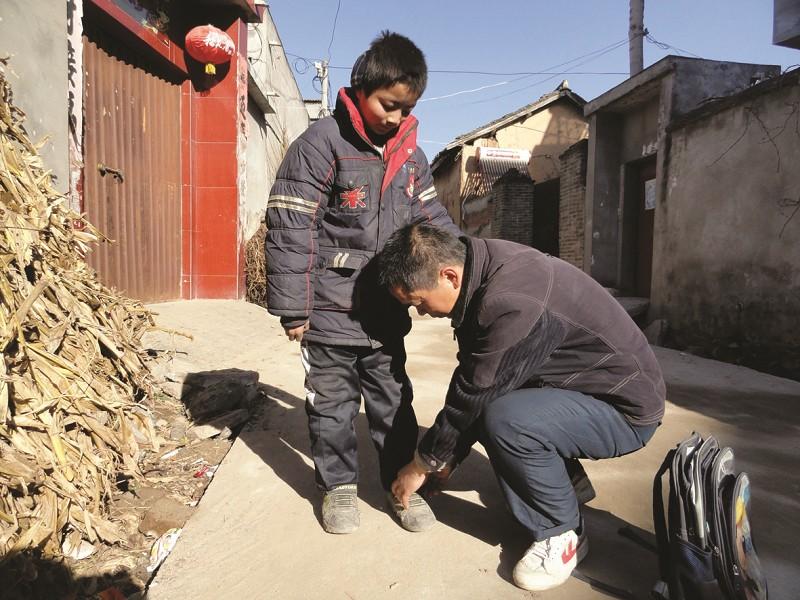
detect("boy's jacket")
[266,87,458,346]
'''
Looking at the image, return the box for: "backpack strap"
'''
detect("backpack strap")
[653,448,675,585]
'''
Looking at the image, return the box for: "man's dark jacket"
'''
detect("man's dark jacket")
[417,237,667,470]
[266,88,458,347]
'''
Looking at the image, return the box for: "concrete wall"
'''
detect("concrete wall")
[670,60,781,118]
[653,78,800,377]
[774,0,800,49]
[1,0,69,193]
[461,193,493,237]
[243,6,308,241]
[620,99,659,163]
[432,153,465,226]
[584,112,623,284]
[559,139,588,269]
[585,60,780,289]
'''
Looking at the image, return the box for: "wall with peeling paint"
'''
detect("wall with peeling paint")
[243,7,308,242]
[654,72,800,377]
[1,0,69,193]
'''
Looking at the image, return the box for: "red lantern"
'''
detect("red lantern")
[185,25,235,75]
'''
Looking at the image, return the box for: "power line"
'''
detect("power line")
[466,38,630,105]
[287,35,636,106]
[326,0,342,62]
[421,81,513,102]
[292,56,313,74]
[288,37,632,79]
[423,38,627,105]
[645,32,702,59]
[419,37,630,104]
[326,66,629,76]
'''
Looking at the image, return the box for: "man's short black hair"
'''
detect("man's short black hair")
[378,224,466,292]
[350,31,427,97]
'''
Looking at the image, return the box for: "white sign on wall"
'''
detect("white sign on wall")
[644,178,656,210]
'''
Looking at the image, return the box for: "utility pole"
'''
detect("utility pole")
[314,60,330,117]
[629,0,644,77]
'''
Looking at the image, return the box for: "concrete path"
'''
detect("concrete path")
[146,300,800,599]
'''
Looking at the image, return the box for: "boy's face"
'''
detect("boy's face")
[355,82,419,139]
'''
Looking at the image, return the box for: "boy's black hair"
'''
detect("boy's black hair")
[350,31,427,97]
[378,224,466,292]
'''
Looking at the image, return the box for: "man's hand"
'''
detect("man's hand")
[391,461,428,509]
[285,321,309,342]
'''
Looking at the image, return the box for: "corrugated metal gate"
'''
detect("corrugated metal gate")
[83,37,181,302]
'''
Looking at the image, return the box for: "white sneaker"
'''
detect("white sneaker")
[512,527,588,591]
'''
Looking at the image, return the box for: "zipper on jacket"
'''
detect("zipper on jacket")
[376,157,386,253]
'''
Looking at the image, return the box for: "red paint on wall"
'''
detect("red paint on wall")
[184,19,247,299]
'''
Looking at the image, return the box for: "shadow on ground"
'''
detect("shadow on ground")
[664,380,800,595]
[0,553,140,600]
[235,382,662,599]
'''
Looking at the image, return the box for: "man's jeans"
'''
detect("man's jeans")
[480,387,658,541]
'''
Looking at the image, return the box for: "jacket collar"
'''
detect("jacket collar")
[450,237,487,329]
[335,87,418,192]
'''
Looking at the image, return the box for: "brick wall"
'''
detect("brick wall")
[558,139,588,269]
[491,169,535,246]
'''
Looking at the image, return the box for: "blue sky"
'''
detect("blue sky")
[269,1,799,158]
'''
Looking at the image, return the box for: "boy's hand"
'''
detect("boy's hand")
[391,461,428,509]
[285,321,309,342]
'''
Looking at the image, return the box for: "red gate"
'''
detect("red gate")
[83,35,182,302]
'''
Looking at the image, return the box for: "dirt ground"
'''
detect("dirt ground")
[1,311,253,600]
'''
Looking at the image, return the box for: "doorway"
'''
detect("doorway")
[620,157,656,297]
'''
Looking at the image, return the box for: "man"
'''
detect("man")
[377,224,665,592]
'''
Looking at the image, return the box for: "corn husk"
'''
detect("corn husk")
[0,57,155,561]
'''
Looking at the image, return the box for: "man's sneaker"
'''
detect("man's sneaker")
[512,527,589,591]
[322,484,359,534]
[386,492,436,532]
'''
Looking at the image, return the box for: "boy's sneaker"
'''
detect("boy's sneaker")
[512,526,589,591]
[322,484,359,534]
[386,492,436,532]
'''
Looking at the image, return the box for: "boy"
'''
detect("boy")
[265,32,459,534]
[379,224,664,591]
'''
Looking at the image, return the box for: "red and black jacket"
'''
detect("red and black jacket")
[266,87,459,346]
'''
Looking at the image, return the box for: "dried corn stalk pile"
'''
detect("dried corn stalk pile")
[0,58,157,561]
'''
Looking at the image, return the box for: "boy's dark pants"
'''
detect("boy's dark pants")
[302,341,418,491]
[480,387,658,541]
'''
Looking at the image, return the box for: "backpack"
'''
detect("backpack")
[651,432,768,600]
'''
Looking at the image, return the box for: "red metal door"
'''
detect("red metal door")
[83,36,181,302]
